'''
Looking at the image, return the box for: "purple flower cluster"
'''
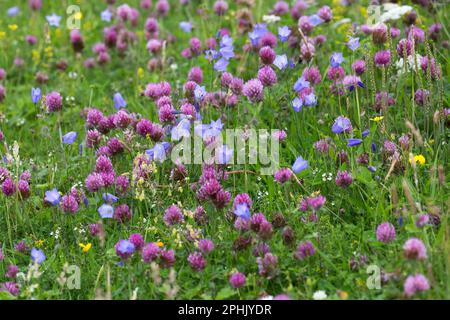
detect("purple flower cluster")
[404,274,430,297]
[196,165,231,209]
[403,238,427,260]
[1,169,31,200]
[229,272,246,288]
[256,252,278,279]
[299,195,326,213]
[294,240,315,260]
[376,222,396,243]
[188,251,206,271]
[163,204,184,226]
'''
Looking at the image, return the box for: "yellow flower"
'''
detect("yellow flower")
[338,290,349,300]
[0,31,6,40]
[356,278,365,287]
[83,21,92,30]
[54,29,62,39]
[332,0,345,17]
[44,46,53,58]
[32,49,40,62]
[137,67,144,79]
[156,241,164,248]
[8,24,18,31]
[360,6,368,18]
[79,242,92,253]
[371,116,384,122]
[136,189,145,201]
[410,155,426,166]
[35,239,44,248]
[74,12,83,20]
[336,23,351,36]
[310,190,321,197]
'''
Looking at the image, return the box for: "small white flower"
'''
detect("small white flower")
[395,54,422,76]
[262,15,280,24]
[379,4,413,22]
[313,290,327,300]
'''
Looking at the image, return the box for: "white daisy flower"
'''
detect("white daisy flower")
[262,15,280,24]
[313,290,327,300]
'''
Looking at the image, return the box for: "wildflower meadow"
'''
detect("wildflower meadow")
[0,0,448,301]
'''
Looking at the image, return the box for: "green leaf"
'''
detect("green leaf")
[0,291,17,300]
[215,287,236,300]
